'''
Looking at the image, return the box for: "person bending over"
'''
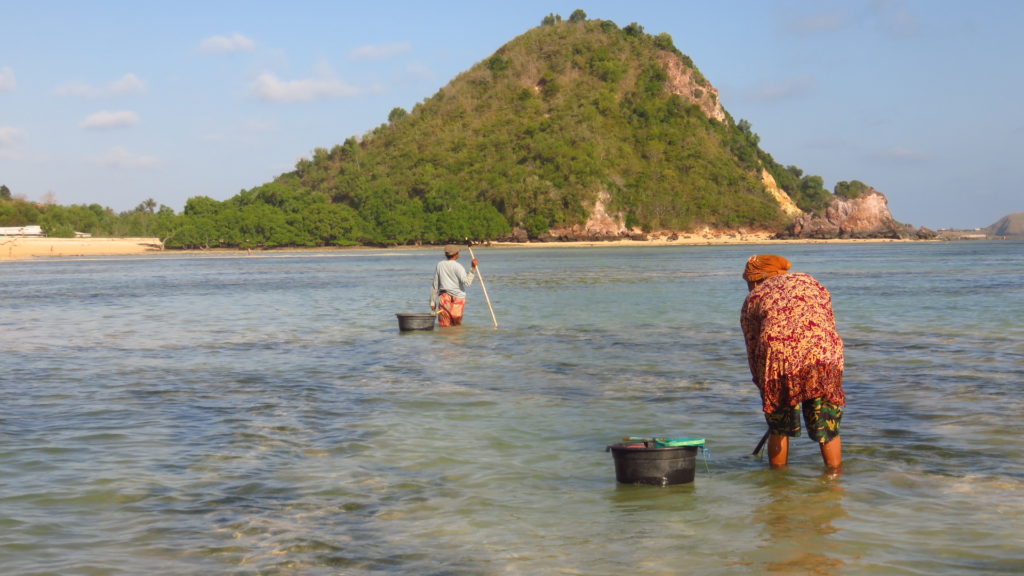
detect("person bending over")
[740,254,845,471]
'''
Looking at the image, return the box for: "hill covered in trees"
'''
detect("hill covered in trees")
[218,10,834,248]
[2,10,868,248]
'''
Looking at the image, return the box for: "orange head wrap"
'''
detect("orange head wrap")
[743,254,792,282]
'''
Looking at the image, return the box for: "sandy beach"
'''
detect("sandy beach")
[484,230,918,248]
[0,236,165,260]
[0,232,921,261]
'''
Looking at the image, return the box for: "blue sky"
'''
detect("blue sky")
[2,0,1021,229]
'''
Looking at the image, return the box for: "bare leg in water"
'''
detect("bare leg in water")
[768,432,789,469]
[768,433,842,471]
[820,436,842,471]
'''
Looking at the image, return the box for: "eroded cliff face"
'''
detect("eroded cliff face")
[761,169,802,217]
[544,190,630,240]
[539,181,931,242]
[543,171,802,241]
[533,184,937,242]
[787,188,911,238]
[659,53,726,122]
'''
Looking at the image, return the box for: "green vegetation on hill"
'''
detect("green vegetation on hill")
[231,13,794,246]
[1,11,842,248]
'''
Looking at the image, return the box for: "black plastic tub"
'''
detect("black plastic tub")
[607,443,698,486]
[396,313,435,331]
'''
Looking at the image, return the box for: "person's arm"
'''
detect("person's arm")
[459,260,477,288]
[430,268,439,310]
[739,299,761,384]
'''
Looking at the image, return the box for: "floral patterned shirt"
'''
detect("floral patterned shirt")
[741,273,845,413]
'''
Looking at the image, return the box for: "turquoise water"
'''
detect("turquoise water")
[1,241,1022,575]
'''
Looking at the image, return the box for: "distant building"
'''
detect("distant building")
[0,225,45,236]
[0,225,91,237]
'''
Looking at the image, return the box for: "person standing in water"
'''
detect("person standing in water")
[430,245,478,327]
[740,255,845,471]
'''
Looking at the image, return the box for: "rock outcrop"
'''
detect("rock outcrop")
[785,187,928,239]
[761,169,802,218]
[659,53,726,122]
[543,190,631,241]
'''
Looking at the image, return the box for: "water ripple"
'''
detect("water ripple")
[1,242,1022,574]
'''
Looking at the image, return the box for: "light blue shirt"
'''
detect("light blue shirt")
[431,259,475,304]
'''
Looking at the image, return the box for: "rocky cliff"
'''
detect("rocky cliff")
[785,187,933,239]
[658,52,726,122]
[761,169,803,218]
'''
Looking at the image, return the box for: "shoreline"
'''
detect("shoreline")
[0,237,165,260]
[0,233,947,261]
[483,232,919,248]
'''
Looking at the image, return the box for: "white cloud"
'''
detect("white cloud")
[0,126,25,148]
[109,73,146,95]
[55,73,146,98]
[350,42,412,61]
[0,66,16,91]
[251,67,359,102]
[81,110,140,130]
[200,33,256,53]
[92,146,159,169]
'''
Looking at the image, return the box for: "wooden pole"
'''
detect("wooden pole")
[466,243,498,328]
[752,429,770,457]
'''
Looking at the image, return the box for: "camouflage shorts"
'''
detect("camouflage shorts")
[765,398,843,444]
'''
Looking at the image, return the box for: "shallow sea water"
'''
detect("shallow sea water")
[1,241,1022,575]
